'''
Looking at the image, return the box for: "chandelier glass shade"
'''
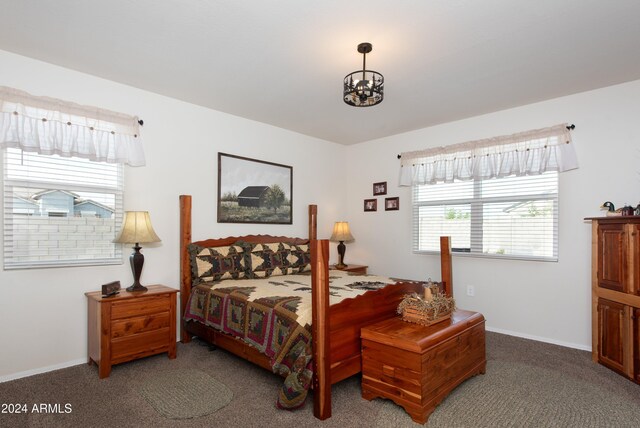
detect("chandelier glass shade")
[343,42,384,107]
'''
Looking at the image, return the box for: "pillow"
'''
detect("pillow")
[188,244,247,285]
[239,242,293,278]
[289,244,311,273]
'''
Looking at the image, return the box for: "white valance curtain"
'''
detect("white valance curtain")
[399,124,577,186]
[0,86,145,166]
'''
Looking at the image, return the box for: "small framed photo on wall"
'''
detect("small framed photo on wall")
[385,197,399,211]
[373,181,387,196]
[364,199,377,212]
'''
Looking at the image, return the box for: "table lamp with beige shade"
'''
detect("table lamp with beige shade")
[329,221,354,269]
[113,211,161,292]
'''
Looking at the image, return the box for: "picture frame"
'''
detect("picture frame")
[218,152,293,224]
[373,181,387,196]
[385,197,399,211]
[364,199,377,212]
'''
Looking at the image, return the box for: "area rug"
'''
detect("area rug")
[375,360,640,427]
[140,368,233,419]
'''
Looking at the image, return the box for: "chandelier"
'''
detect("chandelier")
[343,42,384,107]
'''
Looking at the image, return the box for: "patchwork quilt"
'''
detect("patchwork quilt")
[184,269,395,409]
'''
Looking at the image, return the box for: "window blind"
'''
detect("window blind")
[3,147,123,269]
[412,171,558,261]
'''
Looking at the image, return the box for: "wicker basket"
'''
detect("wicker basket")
[401,306,451,326]
[397,284,455,326]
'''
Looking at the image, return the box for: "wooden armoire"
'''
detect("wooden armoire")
[588,216,640,383]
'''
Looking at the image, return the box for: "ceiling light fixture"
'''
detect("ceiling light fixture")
[343,42,384,107]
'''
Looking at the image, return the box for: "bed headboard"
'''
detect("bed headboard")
[191,234,309,248]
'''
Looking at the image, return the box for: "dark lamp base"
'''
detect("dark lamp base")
[126,283,148,292]
[127,243,148,293]
[336,241,348,270]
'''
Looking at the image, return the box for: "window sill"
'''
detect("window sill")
[413,250,557,263]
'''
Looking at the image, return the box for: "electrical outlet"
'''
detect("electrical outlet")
[466,285,475,297]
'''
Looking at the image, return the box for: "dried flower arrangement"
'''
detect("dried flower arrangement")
[397,280,456,326]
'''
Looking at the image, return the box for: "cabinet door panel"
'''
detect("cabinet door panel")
[597,298,626,375]
[631,224,640,296]
[598,224,627,293]
[634,307,640,383]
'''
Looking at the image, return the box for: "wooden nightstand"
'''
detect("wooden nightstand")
[331,264,368,275]
[361,311,486,424]
[86,284,178,378]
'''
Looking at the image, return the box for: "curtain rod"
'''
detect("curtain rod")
[396,124,576,159]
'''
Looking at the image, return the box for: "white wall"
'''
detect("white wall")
[0,50,346,380]
[345,79,640,350]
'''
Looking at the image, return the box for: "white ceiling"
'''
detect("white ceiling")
[1,1,640,144]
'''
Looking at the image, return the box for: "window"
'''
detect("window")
[400,124,576,262]
[1,86,144,269]
[2,147,123,269]
[413,172,558,261]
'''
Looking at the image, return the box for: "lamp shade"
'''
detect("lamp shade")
[329,222,354,242]
[113,211,161,244]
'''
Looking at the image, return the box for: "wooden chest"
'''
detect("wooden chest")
[86,284,177,378]
[361,310,486,424]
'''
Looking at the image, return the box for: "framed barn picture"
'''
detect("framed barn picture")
[218,153,293,224]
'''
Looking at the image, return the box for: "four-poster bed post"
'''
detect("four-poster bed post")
[179,195,193,344]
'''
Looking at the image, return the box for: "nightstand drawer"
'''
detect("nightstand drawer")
[111,328,171,363]
[111,312,170,338]
[111,294,170,319]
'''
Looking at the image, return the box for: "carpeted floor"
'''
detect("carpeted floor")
[1,332,639,427]
[376,360,640,427]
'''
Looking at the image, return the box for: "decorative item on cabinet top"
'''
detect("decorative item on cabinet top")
[600,201,638,217]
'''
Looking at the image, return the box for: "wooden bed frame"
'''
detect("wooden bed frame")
[179,195,452,420]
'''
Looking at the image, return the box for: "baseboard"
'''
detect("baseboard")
[486,326,591,352]
[0,358,86,383]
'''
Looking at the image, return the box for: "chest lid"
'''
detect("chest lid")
[361,310,484,353]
